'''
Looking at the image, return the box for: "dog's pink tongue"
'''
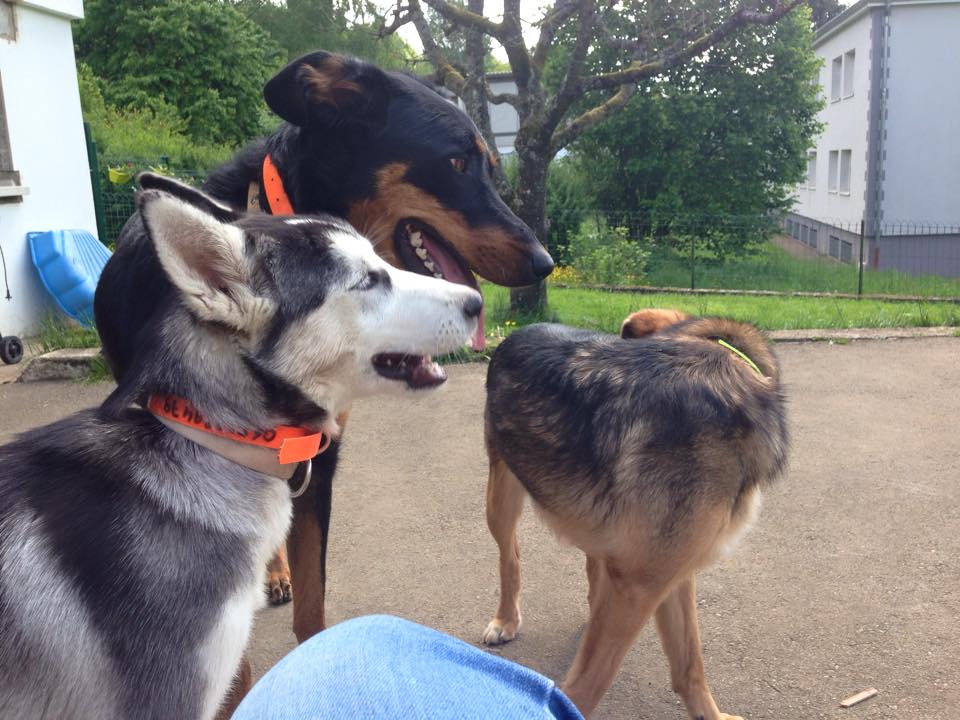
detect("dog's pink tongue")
[422,236,486,351]
[470,307,486,351]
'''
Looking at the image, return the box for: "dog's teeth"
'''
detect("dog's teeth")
[415,247,428,260]
[424,260,436,272]
[433,272,443,279]
[409,231,422,247]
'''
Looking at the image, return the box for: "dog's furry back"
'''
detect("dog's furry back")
[485,320,788,533]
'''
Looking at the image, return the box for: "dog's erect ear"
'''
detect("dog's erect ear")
[264,51,388,129]
[138,189,273,333]
[137,172,241,224]
[621,309,690,339]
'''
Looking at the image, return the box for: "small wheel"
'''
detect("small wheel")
[0,335,23,365]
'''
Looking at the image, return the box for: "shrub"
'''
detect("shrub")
[567,219,649,285]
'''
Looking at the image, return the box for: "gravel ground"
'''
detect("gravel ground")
[2,337,957,719]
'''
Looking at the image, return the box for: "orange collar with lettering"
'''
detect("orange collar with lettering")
[148,395,328,464]
[262,154,295,216]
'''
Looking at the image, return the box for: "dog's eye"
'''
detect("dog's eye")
[352,270,382,291]
[449,157,466,173]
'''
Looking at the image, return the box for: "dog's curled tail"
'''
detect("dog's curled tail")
[678,316,779,384]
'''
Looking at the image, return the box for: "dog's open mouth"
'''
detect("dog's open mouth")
[372,352,447,389]
[395,220,485,351]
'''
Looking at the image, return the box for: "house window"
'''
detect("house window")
[785,219,793,235]
[843,50,856,98]
[801,225,809,245]
[0,2,15,41]
[828,150,839,192]
[829,235,841,259]
[807,151,817,188]
[831,56,843,102]
[809,227,818,249]
[0,72,24,201]
[793,223,801,240]
[841,239,853,263]
[839,149,852,194]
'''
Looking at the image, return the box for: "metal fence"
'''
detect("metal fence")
[548,208,960,300]
[84,136,960,301]
[84,125,210,248]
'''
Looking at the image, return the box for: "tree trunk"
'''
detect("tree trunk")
[510,147,549,313]
[461,0,512,199]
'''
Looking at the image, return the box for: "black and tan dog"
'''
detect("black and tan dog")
[481,309,788,719]
[95,50,554,658]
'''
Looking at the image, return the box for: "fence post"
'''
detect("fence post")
[689,233,695,290]
[857,219,865,297]
[83,122,107,243]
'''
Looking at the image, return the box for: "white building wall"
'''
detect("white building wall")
[881,3,960,224]
[793,10,873,228]
[486,77,519,155]
[0,1,95,336]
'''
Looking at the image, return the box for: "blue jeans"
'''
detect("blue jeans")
[233,615,583,719]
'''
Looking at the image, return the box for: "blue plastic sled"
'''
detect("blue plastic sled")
[28,229,112,328]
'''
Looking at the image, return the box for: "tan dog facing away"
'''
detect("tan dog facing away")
[481,309,788,719]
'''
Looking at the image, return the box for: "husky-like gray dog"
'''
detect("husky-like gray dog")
[0,174,481,720]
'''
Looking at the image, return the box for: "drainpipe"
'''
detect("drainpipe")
[872,0,892,265]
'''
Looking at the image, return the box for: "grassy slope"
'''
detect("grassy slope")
[644,242,960,297]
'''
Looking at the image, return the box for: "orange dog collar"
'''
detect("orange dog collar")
[148,395,329,464]
[261,154,295,216]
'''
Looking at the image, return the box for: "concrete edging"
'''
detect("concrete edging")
[9,328,957,384]
[16,348,102,383]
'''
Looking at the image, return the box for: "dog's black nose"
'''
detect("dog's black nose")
[463,293,483,319]
[530,248,555,279]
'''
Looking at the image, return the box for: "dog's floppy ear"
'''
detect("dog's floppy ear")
[138,188,272,334]
[264,50,388,129]
[621,309,690,339]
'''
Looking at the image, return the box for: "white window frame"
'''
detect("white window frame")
[0,72,27,202]
[807,151,817,189]
[839,149,852,195]
[831,56,843,102]
[828,150,839,193]
[843,50,856,99]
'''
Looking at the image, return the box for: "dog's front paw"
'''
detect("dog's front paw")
[266,569,292,605]
[716,714,744,720]
[482,617,520,645]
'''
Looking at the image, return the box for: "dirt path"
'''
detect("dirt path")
[2,338,957,719]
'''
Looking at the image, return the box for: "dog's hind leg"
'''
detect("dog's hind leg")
[481,454,526,645]
[560,560,672,718]
[655,575,742,720]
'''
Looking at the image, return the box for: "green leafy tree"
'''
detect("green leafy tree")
[379,0,806,311]
[571,7,823,256]
[231,0,419,69]
[76,0,284,145]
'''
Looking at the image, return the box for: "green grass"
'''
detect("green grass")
[642,242,960,298]
[35,313,101,353]
[481,283,960,337]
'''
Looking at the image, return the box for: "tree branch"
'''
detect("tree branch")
[541,2,596,135]
[377,1,414,37]
[582,0,804,91]
[401,0,467,95]
[533,0,584,71]
[485,83,519,106]
[550,84,635,153]
[421,0,505,41]
[497,0,533,94]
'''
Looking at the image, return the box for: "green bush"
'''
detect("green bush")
[568,219,649,285]
[79,63,233,171]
